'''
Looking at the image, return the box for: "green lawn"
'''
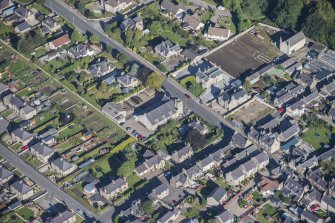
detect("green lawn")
[56,123,83,140]
[0,21,13,36]
[301,126,332,149]
[0,212,25,223]
[252,191,263,202]
[23,154,43,168]
[180,76,204,97]
[16,207,34,222]
[161,31,186,47]
[257,204,276,223]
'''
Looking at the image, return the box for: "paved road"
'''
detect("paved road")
[45,0,241,135]
[0,143,104,222]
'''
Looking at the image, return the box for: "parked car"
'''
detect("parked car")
[126,127,132,131]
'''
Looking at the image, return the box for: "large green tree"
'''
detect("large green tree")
[273,0,304,30]
[145,72,164,90]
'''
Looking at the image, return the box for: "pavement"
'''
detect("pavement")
[0,143,114,222]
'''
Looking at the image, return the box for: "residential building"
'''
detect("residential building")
[207,186,228,206]
[101,102,126,124]
[135,155,166,176]
[0,0,13,13]
[11,128,34,146]
[67,43,95,59]
[134,97,183,131]
[155,40,182,60]
[216,210,234,223]
[218,88,250,111]
[14,21,31,34]
[0,82,9,98]
[225,167,245,186]
[157,210,181,223]
[279,31,306,55]
[148,183,169,203]
[100,178,128,200]
[0,116,9,135]
[10,180,34,200]
[116,74,140,89]
[205,27,230,41]
[182,14,204,31]
[48,33,71,50]
[195,66,225,89]
[258,133,280,154]
[50,158,77,176]
[47,210,76,223]
[197,155,220,172]
[185,164,204,181]
[102,0,133,13]
[300,210,323,223]
[160,0,185,20]
[14,6,34,22]
[231,133,248,148]
[321,194,335,214]
[3,94,37,120]
[88,59,116,77]
[120,16,143,31]
[30,142,55,163]
[278,123,300,142]
[281,177,306,202]
[42,17,61,33]
[258,176,280,197]
[0,165,13,184]
[171,145,193,163]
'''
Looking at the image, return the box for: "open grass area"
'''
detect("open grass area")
[16,207,34,222]
[57,123,83,140]
[180,76,204,97]
[0,212,25,223]
[252,191,263,202]
[301,126,332,149]
[257,204,276,223]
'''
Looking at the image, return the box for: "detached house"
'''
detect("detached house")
[207,186,228,206]
[14,6,34,22]
[11,128,34,146]
[67,43,95,59]
[102,0,133,13]
[198,154,221,172]
[116,74,140,90]
[30,142,54,163]
[182,14,204,31]
[100,178,128,200]
[216,210,234,223]
[120,16,143,31]
[0,165,13,185]
[50,158,77,176]
[171,145,193,163]
[155,40,182,61]
[134,97,183,131]
[205,27,230,41]
[42,17,61,34]
[10,180,34,200]
[160,0,185,20]
[88,59,116,77]
[48,33,71,50]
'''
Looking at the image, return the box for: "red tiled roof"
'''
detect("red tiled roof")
[51,34,70,48]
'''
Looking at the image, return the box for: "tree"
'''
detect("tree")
[116,52,129,65]
[273,0,304,30]
[145,72,164,90]
[125,29,134,47]
[241,0,268,20]
[184,129,207,151]
[89,34,100,45]
[138,200,154,215]
[117,160,135,178]
[243,80,251,92]
[71,30,86,43]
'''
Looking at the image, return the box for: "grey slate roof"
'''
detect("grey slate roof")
[232,133,247,148]
[0,116,9,135]
[136,97,178,125]
[321,194,335,209]
[301,210,321,223]
[51,158,74,172]
[285,31,306,46]
[11,180,33,194]
[208,186,227,202]
[88,59,115,76]
[161,0,183,15]
[280,123,299,141]
[252,152,269,165]
[175,145,193,158]
[12,128,34,141]
[216,210,234,223]
[155,40,181,57]
[0,82,8,93]
[0,165,13,181]
[150,183,169,199]
[4,94,25,108]
[31,142,54,157]
[49,210,75,223]
[103,178,127,194]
